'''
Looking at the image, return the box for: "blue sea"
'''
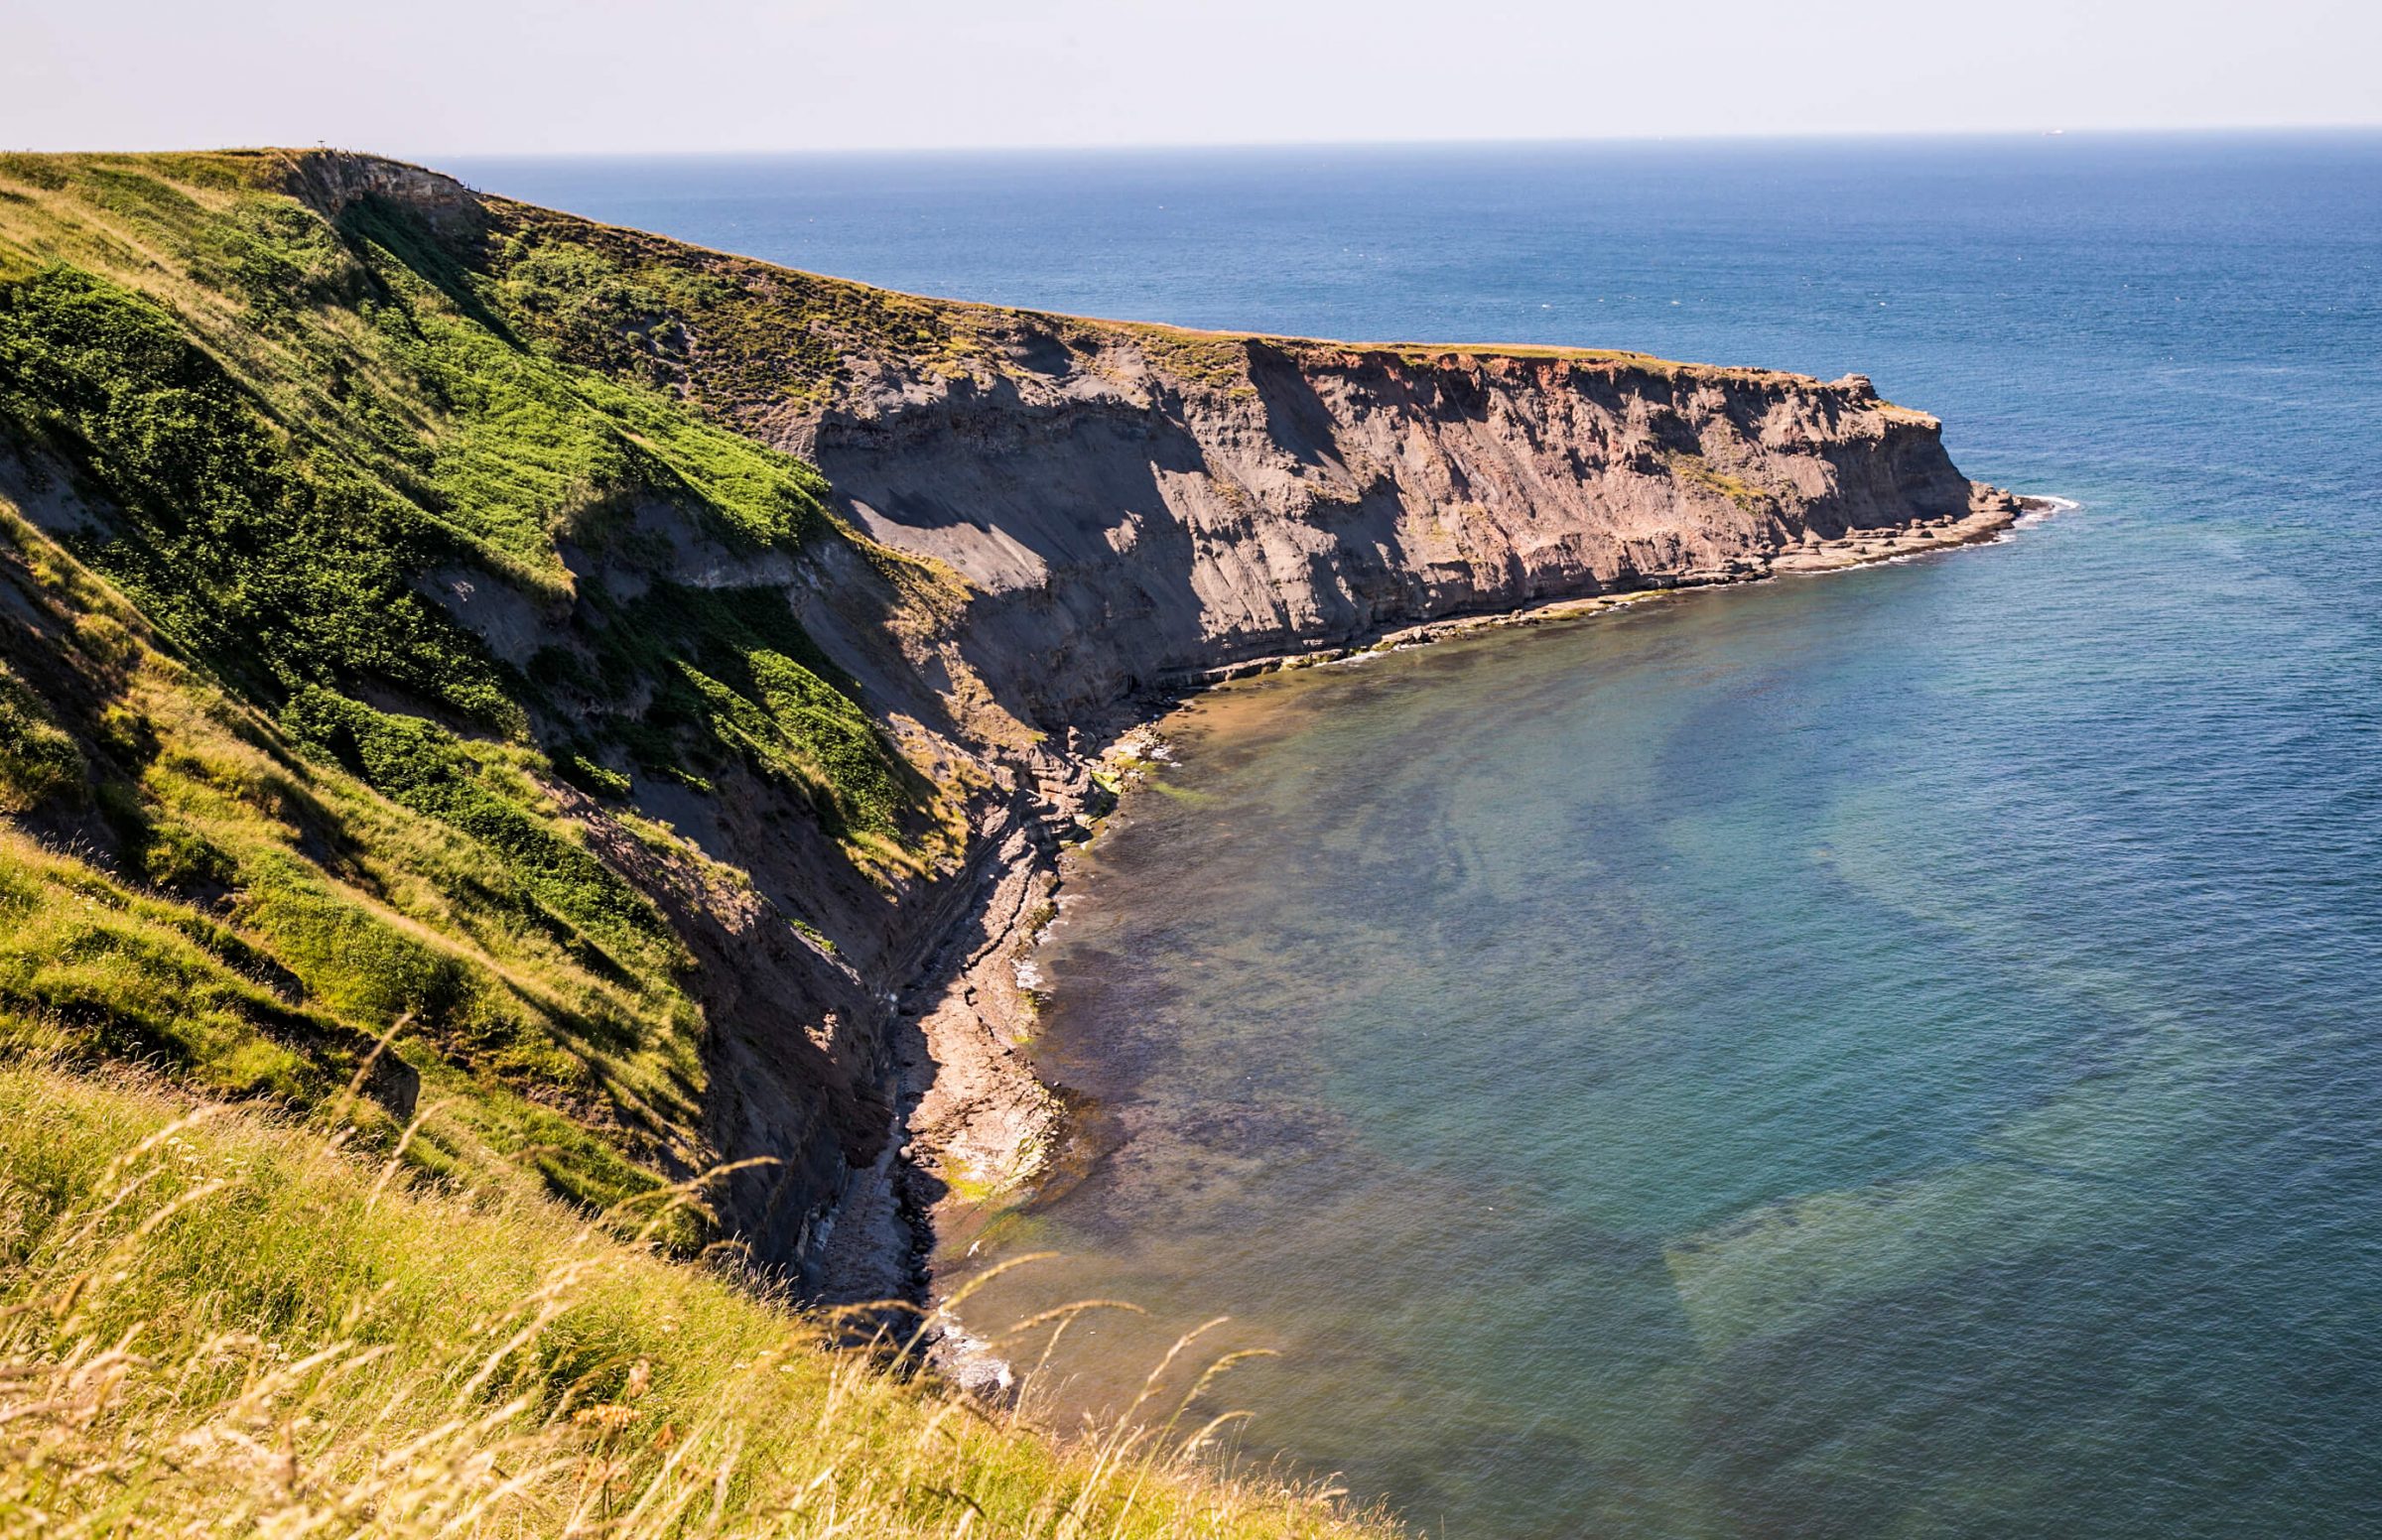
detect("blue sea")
[454,135,2382,1538]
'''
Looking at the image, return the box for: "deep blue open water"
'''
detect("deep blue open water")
[455,136,2382,1538]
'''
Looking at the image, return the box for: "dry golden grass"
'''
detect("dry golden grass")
[0,1049,1399,1539]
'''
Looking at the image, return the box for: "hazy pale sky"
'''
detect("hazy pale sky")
[7,0,2379,156]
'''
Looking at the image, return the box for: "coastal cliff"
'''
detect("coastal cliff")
[0,150,2019,1307]
[801,338,2004,726]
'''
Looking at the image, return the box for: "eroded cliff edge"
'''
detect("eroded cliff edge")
[800,339,2003,727]
[0,151,2020,1308]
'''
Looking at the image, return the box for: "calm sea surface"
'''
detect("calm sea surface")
[455,136,2382,1538]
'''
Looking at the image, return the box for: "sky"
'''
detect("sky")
[5,0,2379,156]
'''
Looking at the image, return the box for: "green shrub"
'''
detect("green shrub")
[593,582,918,838]
[0,265,520,729]
[282,686,671,957]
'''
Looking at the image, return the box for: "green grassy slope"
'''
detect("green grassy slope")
[0,149,997,1239]
[0,490,716,1232]
[0,151,939,836]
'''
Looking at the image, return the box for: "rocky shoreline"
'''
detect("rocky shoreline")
[843,484,2048,1384]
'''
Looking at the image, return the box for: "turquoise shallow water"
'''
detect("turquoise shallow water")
[454,135,2382,1536]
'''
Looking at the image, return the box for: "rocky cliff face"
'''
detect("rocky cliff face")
[791,334,2005,727]
[638,220,2018,1300]
[409,160,2014,740]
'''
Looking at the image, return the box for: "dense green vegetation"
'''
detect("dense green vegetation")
[281,685,670,953]
[0,154,842,579]
[0,154,916,815]
[0,150,955,1229]
[0,494,706,1227]
[587,581,922,840]
[0,263,521,725]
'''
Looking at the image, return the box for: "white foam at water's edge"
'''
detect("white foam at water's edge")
[1984,493,2079,547]
[1870,495,2076,563]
